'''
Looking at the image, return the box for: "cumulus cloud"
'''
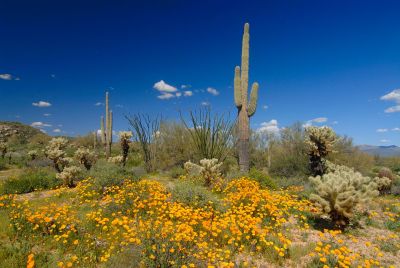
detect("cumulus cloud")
[303,117,328,127]
[201,101,210,106]
[53,129,61,133]
[377,128,388,133]
[153,80,177,93]
[43,113,51,117]
[392,127,400,131]
[207,87,219,96]
[157,93,175,100]
[381,89,400,113]
[95,102,104,106]
[31,122,52,128]
[0,74,13,80]
[32,101,52,107]
[184,91,193,97]
[181,84,191,89]
[257,120,280,133]
[176,92,182,97]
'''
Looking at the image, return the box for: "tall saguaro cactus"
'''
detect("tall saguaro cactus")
[234,23,259,172]
[100,91,113,157]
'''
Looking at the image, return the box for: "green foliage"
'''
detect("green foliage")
[305,126,336,176]
[248,167,277,189]
[168,166,185,179]
[309,164,379,228]
[87,160,140,191]
[170,180,223,210]
[0,168,59,194]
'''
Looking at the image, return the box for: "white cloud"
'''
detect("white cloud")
[392,128,400,131]
[381,89,400,113]
[201,101,210,106]
[380,139,390,143]
[181,85,191,89]
[32,101,52,107]
[40,129,47,134]
[384,105,400,113]
[43,113,51,117]
[157,93,175,100]
[115,104,124,108]
[207,87,219,96]
[377,128,388,133]
[257,120,280,133]
[95,102,104,106]
[184,91,193,97]
[262,105,268,110]
[303,117,328,127]
[53,129,61,133]
[31,122,52,128]
[153,80,177,93]
[176,92,182,97]
[0,74,12,80]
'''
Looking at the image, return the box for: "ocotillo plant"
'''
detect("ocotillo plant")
[100,91,113,157]
[234,23,259,172]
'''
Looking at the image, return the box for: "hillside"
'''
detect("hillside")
[0,121,49,143]
[358,145,400,157]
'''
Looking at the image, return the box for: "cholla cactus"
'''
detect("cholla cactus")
[74,147,97,170]
[0,142,7,159]
[309,165,379,228]
[374,176,392,194]
[45,137,69,172]
[305,126,336,176]
[184,158,222,187]
[119,131,132,166]
[107,155,124,165]
[234,23,259,173]
[28,150,38,160]
[56,166,81,187]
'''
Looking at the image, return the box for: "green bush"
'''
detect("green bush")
[0,168,59,194]
[248,167,277,189]
[87,160,140,191]
[168,166,185,179]
[170,180,224,211]
[0,158,6,171]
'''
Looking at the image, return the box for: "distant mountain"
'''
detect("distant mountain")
[358,145,400,157]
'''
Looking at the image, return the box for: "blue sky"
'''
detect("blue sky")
[1,0,400,145]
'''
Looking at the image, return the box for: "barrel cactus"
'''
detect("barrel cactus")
[309,164,379,228]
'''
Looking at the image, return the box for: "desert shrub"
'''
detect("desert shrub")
[0,158,6,170]
[74,147,97,170]
[56,166,81,187]
[305,126,336,176]
[184,158,222,187]
[309,164,379,228]
[248,167,277,189]
[0,142,7,159]
[88,160,139,191]
[168,166,185,179]
[26,158,53,168]
[269,123,309,178]
[0,168,59,194]
[170,180,223,210]
[131,166,147,178]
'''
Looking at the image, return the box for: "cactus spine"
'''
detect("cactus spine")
[100,91,113,157]
[234,23,259,172]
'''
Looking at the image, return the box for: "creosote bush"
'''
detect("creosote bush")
[309,164,379,228]
[305,126,336,176]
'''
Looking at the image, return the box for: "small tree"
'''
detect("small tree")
[56,166,81,187]
[119,131,133,166]
[126,114,161,173]
[309,164,378,228]
[305,126,336,176]
[0,142,7,159]
[45,137,69,172]
[74,147,97,170]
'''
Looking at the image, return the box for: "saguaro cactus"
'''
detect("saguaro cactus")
[100,92,113,157]
[234,23,259,172]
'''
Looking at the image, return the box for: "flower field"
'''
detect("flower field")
[0,177,399,268]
